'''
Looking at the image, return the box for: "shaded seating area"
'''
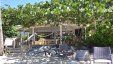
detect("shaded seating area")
[92,47,113,64]
[4,38,113,64]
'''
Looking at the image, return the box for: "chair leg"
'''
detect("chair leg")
[86,61,90,64]
[83,62,86,64]
[90,59,93,64]
[108,62,111,64]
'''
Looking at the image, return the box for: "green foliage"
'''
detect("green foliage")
[2,0,113,26]
[1,7,19,37]
[84,21,113,48]
[22,36,28,40]
[63,33,75,44]
[63,35,72,41]
[1,0,113,45]
[3,26,18,37]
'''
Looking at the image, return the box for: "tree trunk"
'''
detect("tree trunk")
[0,10,4,55]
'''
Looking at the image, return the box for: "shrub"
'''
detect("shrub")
[84,21,113,48]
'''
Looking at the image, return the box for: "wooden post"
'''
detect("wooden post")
[27,32,30,38]
[27,32,30,51]
[31,27,35,47]
[84,27,86,40]
[20,35,23,55]
[13,38,15,48]
[60,24,63,45]
[30,26,35,48]
[53,29,56,44]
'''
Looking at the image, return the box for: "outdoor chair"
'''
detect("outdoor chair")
[51,44,59,52]
[92,47,112,64]
[38,45,51,56]
[75,50,90,64]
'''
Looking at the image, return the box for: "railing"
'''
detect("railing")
[21,34,35,54]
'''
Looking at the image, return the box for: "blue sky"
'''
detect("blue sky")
[1,0,50,8]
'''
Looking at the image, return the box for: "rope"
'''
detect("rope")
[35,32,54,38]
[23,32,54,43]
[25,34,35,42]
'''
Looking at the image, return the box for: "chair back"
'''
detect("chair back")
[75,50,89,61]
[60,43,70,51]
[94,47,111,60]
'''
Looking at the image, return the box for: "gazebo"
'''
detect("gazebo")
[19,24,84,45]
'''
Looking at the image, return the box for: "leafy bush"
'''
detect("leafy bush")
[3,26,18,37]
[84,22,113,48]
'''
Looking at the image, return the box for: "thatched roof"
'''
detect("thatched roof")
[19,24,83,33]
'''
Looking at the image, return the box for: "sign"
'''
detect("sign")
[4,38,13,46]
